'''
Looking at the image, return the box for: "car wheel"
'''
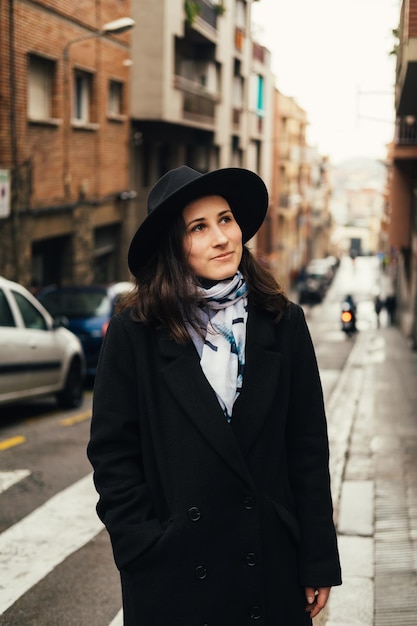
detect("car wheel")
[56,358,84,409]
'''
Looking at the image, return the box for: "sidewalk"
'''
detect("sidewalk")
[322,323,417,625]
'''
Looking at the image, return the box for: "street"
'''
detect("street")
[1,256,415,625]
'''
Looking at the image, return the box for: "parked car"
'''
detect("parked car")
[298,271,327,304]
[0,276,85,408]
[37,282,133,376]
[305,258,335,287]
[297,260,330,304]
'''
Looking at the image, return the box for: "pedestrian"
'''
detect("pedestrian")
[374,294,383,328]
[385,293,397,325]
[87,166,342,626]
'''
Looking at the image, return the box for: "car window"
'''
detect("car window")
[40,290,111,317]
[0,289,16,327]
[13,291,48,330]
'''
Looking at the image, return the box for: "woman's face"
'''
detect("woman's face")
[182,195,243,281]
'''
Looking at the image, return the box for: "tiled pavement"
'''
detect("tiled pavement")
[320,323,417,626]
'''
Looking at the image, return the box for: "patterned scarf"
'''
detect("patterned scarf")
[190,272,248,422]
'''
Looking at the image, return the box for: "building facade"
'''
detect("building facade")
[0,0,134,288]
[260,89,332,291]
[388,0,417,347]
[0,0,331,292]
[127,0,274,254]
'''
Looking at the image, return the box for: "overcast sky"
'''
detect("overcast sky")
[251,0,400,164]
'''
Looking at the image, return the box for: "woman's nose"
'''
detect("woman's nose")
[212,225,228,245]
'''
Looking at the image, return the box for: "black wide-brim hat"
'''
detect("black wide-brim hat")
[127,165,269,274]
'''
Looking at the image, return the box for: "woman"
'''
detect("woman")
[87,166,342,625]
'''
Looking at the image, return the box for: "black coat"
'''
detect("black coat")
[87,302,341,626]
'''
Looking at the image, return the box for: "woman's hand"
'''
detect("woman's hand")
[305,587,331,618]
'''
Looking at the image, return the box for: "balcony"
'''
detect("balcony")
[174,74,219,125]
[395,117,417,145]
[194,0,218,29]
[395,2,417,115]
[396,54,417,115]
[183,93,216,123]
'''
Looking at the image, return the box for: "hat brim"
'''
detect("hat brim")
[128,168,268,274]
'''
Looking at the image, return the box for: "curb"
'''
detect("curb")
[326,330,370,520]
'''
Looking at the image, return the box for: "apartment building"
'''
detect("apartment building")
[127,0,274,249]
[388,0,417,346]
[261,89,332,290]
[0,1,134,287]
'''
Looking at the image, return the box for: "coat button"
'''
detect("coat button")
[245,552,257,566]
[250,606,261,620]
[188,506,201,522]
[195,565,207,580]
[243,496,255,510]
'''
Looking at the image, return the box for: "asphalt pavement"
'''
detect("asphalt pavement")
[321,313,417,625]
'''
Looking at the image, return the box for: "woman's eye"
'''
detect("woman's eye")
[191,223,205,232]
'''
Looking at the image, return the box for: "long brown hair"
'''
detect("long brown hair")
[119,212,289,343]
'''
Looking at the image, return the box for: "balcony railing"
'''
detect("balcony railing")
[194,0,218,29]
[395,117,417,144]
[174,74,220,101]
[183,92,216,122]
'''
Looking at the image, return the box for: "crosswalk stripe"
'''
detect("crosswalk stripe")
[0,472,103,615]
[0,470,31,494]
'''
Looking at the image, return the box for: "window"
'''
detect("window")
[235,0,246,28]
[0,290,15,327]
[73,70,93,122]
[257,75,264,115]
[250,74,264,117]
[28,55,54,120]
[13,292,47,331]
[233,75,244,108]
[108,80,124,116]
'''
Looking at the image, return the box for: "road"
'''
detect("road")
[0,256,381,625]
[305,254,382,403]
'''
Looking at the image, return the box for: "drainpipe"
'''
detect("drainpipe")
[8,0,21,281]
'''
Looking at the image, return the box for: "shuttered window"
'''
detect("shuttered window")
[28,55,54,120]
[73,71,92,122]
[108,80,123,115]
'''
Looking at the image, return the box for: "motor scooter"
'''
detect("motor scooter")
[341,296,357,338]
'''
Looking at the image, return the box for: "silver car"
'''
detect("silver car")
[0,276,85,408]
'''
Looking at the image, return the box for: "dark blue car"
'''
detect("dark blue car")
[37,282,133,376]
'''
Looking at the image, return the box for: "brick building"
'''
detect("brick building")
[0,0,134,288]
[388,0,417,347]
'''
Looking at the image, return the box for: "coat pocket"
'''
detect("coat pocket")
[271,499,301,545]
[120,517,174,574]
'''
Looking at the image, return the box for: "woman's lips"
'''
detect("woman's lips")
[213,251,233,260]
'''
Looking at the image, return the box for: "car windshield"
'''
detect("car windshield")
[39,289,111,318]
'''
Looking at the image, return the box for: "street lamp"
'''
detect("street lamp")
[63,17,135,197]
[63,18,136,60]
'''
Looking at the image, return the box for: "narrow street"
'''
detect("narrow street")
[0,256,416,625]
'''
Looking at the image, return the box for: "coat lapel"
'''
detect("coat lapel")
[156,306,282,481]
[231,306,282,455]
[157,331,252,485]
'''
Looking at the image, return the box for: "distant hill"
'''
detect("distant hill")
[330,157,387,192]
